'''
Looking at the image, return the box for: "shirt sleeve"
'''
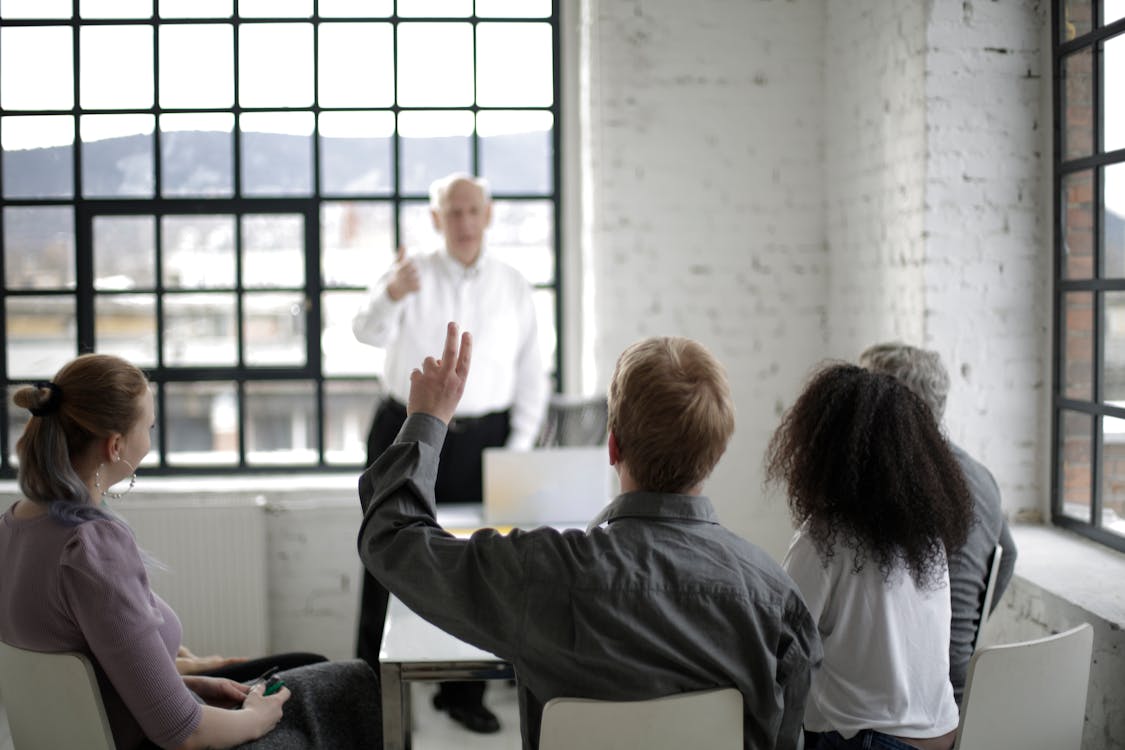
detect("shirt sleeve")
[352,266,402,348]
[59,520,202,750]
[357,412,534,659]
[781,529,832,627]
[992,519,1018,613]
[504,278,549,451]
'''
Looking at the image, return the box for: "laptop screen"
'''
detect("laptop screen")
[482,446,616,527]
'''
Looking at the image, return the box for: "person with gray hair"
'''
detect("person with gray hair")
[352,171,549,733]
[859,342,1018,705]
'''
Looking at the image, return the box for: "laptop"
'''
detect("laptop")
[482,445,616,527]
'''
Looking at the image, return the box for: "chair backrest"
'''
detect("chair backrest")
[954,622,1093,750]
[970,543,1004,652]
[0,640,117,750]
[538,688,743,750]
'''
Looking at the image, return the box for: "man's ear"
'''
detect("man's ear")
[483,201,493,228]
[431,209,442,232]
[608,431,620,466]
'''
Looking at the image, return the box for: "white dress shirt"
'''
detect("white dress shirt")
[352,247,548,450]
[782,526,960,741]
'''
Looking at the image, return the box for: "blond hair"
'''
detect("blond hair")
[607,337,735,493]
[13,354,148,515]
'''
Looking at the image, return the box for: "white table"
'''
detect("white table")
[379,594,514,750]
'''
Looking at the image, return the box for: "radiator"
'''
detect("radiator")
[116,499,269,659]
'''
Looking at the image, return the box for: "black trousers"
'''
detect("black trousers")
[355,397,511,707]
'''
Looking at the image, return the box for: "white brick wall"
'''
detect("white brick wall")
[583,0,829,558]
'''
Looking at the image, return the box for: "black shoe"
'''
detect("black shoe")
[432,693,501,734]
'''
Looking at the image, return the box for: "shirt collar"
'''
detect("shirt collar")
[438,246,487,279]
[588,490,720,530]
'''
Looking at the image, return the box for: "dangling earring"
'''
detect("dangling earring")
[95,457,137,500]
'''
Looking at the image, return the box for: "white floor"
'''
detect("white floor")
[0,680,522,750]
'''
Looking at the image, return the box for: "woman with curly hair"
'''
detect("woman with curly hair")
[766,363,972,750]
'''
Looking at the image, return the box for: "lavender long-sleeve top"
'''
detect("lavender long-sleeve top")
[0,504,202,749]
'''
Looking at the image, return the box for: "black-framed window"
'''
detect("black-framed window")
[0,0,561,475]
[1053,0,1125,550]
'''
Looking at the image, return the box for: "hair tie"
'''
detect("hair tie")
[29,381,63,417]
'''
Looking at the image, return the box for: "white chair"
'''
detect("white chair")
[538,687,742,750]
[970,544,1004,652]
[954,622,1093,750]
[0,640,117,750]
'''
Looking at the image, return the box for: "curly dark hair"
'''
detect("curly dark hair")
[766,362,972,589]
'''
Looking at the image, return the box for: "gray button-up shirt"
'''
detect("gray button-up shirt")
[358,413,821,750]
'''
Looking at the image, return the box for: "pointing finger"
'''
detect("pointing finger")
[456,331,472,379]
[441,322,460,373]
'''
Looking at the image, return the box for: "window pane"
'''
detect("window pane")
[96,293,156,367]
[1107,292,1125,401]
[476,23,553,107]
[319,0,391,16]
[243,292,306,366]
[1063,49,1094,160]
[321,201,392,287]
[478,111,552,194]
[160,25,233,108]
[397,0,470,17]
[489,200,554,285]
[323,291,382,376]
[1063,170,1095,279]
[318,23,393,107]
[1063,0,1092,41]
[164,381,238,466]
[532,287,556,374]
[1105,1,1125,25]
[1060,410,1093,521]
[2,116,74,199]
[1106,33,1124,153]
[1063,292,1094,401]
[94,215,155,290]
[81,114,155,198]
[1103,415,1125,533]
[160,113,235,197]
[319,112,394,195]
[240,112,313,196]
[245,381,316,465]
[1,0,72,18]
[163,293,237,366]
[80,0,151,18]
[3,206,75,291]
[399,200,435,252]
[239,23,313,107]
[396,23,473,106]
[239,0,311,17]
[242,214,304,288]
[162,215,235,289]
[158,0,231,17]
[8,385,27,466]
[324,379,380,464]
[1,27,73,110]
[476,0,551,17]
[398,111,472,193]
[1106,163,1125,279]
[6,296,75,379]
[80,26,154,109]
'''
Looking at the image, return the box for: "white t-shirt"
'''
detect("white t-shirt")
[782,525,960,740]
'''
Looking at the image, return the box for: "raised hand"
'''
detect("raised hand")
[385,245,421,301]
[406,321,472,425]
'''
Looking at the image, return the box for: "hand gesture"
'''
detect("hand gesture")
[386,245,421,301]
[406,321,472,425]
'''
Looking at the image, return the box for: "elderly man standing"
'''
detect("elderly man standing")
[859,342,1018,705]
[352,172,549,733]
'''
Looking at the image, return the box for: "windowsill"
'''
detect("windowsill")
[1008,522,1125,628]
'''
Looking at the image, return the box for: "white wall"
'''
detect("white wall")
[582,0,829,559]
